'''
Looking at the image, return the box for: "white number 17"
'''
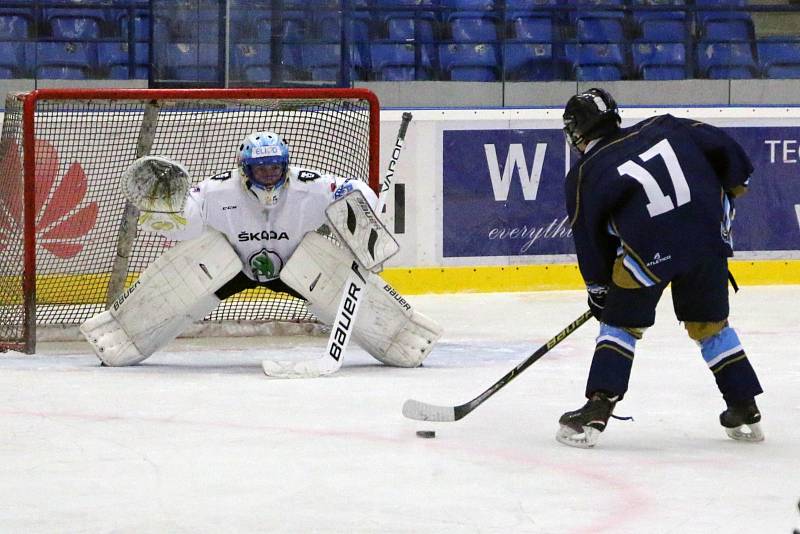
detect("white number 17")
[616,138,691,217]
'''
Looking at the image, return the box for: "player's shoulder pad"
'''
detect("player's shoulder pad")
[288,166,326,183]
[288,166,336,191]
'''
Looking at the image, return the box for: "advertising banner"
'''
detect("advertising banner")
[442,125,800,258]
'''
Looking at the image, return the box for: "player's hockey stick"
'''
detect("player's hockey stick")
[402,310,593,421]
[262,112,413,378]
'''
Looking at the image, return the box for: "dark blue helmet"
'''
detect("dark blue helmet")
[563,88,621,152]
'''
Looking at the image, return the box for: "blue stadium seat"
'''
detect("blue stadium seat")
[161,42,220,82]
[45,7,105,40]
[576,17,624,42]
[370,42,434,80]
[386,17,436,41]
[441,0,497,13]
[231,43,272,82]
[36,41,97,79]
[317,15,371,45]
[564,43,625,80]
[97,42,149,79]
[576,65,623,80]
[694,0,752,25]
[503,43,562,80]
[632,42,686,79]
[509,16,555,41]
[0,14,31,39]
[757,38,800,79]
[630,0,686,26]
[696,42,758,79]
[439,43,499,81]
[115,8,150,41]
[301,43,367,81]
[252,11,307,42]
[565,0,625,25]
[0,41,34,78]
[450,17,498,42]
[640,19,687,41]
[702,18,754,41]
[162,5,220,42]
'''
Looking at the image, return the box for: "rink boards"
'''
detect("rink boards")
[379,107,800,292]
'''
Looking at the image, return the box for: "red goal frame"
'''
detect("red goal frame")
[7,87,381,353]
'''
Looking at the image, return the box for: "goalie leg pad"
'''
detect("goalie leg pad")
[280,232,442,367]
[80,229,242,366]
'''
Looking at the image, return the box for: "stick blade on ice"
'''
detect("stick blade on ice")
[402,399,456,422]
[261,358,336,379]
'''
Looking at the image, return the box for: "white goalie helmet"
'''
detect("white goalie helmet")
[238,131,290,206]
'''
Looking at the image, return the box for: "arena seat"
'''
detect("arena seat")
[439,42,499,81]
[632,42,686,79]
[576,17,624,43]
[564,43,626,80]
[0,13,31,39]
[696,41,758,79]
[503,42,562,80]
[757,38,800,79]
[370,42,434,80]
[508,15,555,42]
[36,41,97,79]
[45,7,105,40]
[0,41,34,78]
[630,0,686,27]
[301,43,367,81]
[97,41,149,79]
[162,42,220,82]
[640,19,688,42]
[231,43,272,81]
[702,18,754,42]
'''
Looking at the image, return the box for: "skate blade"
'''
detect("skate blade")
[556,425,601,449]
[724,422,764,442]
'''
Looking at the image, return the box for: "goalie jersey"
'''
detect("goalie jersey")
[565,114,753,287]
[156,166,378,282]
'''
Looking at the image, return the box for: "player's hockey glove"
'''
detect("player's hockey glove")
[586,284,608,320]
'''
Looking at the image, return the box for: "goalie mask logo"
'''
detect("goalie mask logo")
[248,248,283,282]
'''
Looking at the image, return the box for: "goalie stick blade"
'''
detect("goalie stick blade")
[402,399,457,422]
[261,358,338,379]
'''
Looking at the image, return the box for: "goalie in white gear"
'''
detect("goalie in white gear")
[80,131,441,369]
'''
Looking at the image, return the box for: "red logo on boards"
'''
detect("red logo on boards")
[0,139,98,259]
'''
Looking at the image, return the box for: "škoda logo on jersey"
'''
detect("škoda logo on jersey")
[237,230,289,242]
[0,138,98,259]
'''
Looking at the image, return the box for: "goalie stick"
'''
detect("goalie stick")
[262,112,414,379]
[402,310,593,422]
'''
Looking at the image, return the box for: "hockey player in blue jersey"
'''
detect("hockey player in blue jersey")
[556,88,764,448]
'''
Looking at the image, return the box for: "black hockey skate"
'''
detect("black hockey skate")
[556,391,620,448]
[720,398,764,442]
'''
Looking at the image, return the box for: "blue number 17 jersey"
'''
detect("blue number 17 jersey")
[565,114,753,287]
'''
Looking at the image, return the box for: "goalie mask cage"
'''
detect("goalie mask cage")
[0,88,380,353]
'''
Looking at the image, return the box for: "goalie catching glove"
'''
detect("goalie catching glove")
[121,155,191,232]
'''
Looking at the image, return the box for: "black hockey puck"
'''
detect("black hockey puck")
[416,430,436,439]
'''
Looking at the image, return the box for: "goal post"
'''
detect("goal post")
[0,88,380,353]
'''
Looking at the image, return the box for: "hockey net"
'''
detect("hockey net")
[0,88,379,353]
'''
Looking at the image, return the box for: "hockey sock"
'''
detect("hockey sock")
[585,323,638,398]
[699,326,763,403]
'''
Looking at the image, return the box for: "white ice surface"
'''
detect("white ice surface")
[1,286,799,534]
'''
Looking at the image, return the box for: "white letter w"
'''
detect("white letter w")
[483,143,547,201]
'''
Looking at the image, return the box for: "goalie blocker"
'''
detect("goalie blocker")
[281,231,442,367]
